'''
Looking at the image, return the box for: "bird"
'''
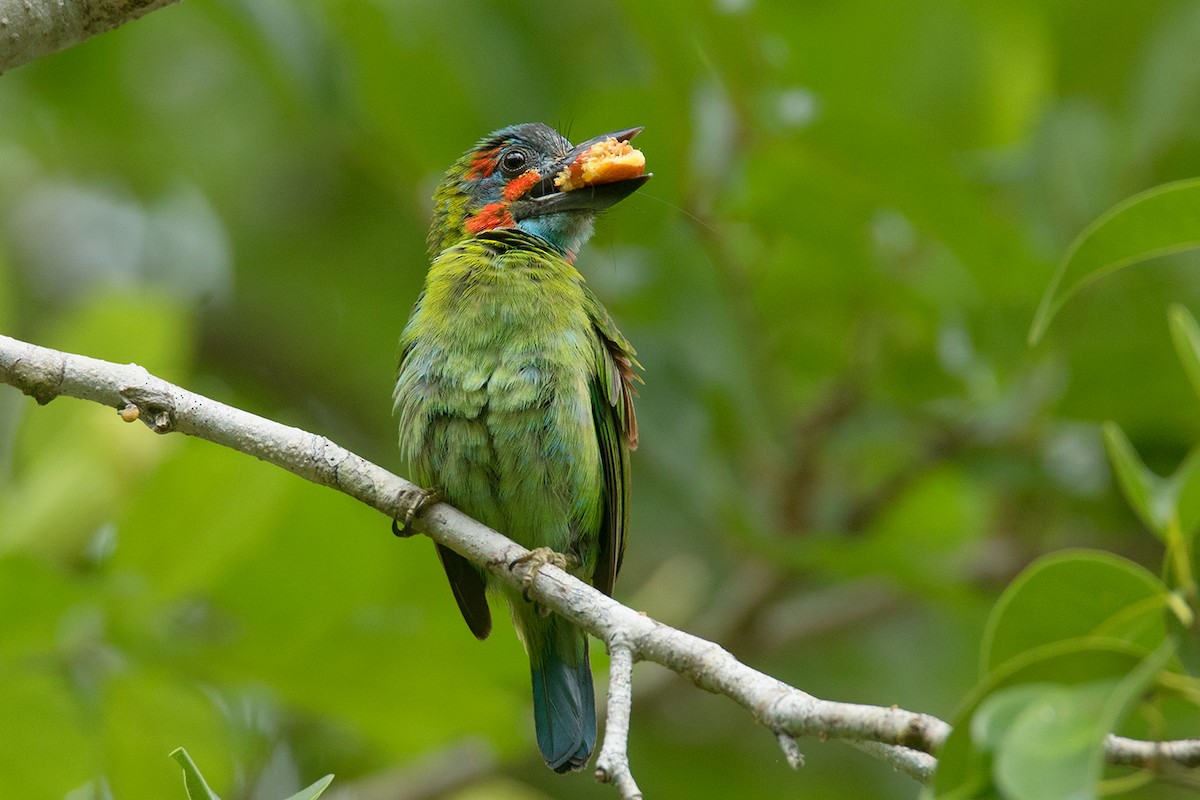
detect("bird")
[392,122,646,772]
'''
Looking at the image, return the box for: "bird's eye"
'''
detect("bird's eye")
[499,148,529,176]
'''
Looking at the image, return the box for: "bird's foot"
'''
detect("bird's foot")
[509,547,580,606]
[391,485,443,538]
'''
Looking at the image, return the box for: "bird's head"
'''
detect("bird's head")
[428,122,650,260]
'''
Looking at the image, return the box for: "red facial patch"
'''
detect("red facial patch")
[465,203,514,235]
[468,147,500,179]
[502,169,542,201]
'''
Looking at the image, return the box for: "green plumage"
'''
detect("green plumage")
[394,123,643,772]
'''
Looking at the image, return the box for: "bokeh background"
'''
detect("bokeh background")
[3,1,1200,797]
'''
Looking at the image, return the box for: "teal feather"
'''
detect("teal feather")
[529,617,596,773]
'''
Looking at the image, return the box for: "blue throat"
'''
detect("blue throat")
[517,212,597,261]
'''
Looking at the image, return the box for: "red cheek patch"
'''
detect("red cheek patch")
[465,203,514,235]
[502,170,542,201]
[468,148,500,179]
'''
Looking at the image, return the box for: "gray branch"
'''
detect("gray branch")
[0,0,179,74]
[595,644,641,799]
[3,332,1199,795]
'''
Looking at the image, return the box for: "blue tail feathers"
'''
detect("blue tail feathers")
[530,632,596,773]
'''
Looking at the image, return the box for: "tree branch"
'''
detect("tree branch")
[0,0,179,74]
[3,332,1199,794]
[595,643,641,799]
[1105,735,1200,769]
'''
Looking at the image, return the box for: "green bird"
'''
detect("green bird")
[393,123,646,772]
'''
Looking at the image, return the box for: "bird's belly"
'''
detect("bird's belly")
[400,352,602,558]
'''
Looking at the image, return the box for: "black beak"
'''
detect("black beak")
[521,126,652,216]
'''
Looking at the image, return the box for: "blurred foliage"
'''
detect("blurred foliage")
[3,0,1200,798]
[171,747,333,800]
[1030,179,1200,342]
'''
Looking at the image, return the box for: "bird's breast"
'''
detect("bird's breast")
[395,247,603,539]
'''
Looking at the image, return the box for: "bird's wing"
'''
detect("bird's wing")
[585,286,641,596]
[435,542,492,641]
[396,296,492,641]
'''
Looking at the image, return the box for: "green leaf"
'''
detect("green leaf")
[990,681,1116,800]
[169,748,220,800]
[969,683,1055,752]
[1102,422,1200,542]
[981,550,1169,674]
[1168,600,1200,677]
[995,642,1173,800]
[1166,304,1200,541]
[1030,177,1200,343]
[1174,448,1200,541]
[930,640,1146,798]
[932,640,1174,799]
[170,739,331,800]
[1101,422,1163,534]
[1168,303,1200,402]
[1102,423,1169,538]
[63,781,114,800]
[282,775,335,800]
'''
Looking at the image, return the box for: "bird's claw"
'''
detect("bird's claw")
[509,547,580,605]
[391,485,443,538]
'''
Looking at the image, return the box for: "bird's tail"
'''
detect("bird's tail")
[528,616,596,773]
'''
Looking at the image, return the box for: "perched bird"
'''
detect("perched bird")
[393,123,647,772]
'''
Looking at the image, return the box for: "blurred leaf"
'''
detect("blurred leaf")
[994,643,1171,800]
[1177,453,1200,545]
[861,465,989,592]
[104,675,228,799]
[1028,102,1119,237]
[992,681,1115,800]
[1128,3,1200,167]
[63,780,114,800]
[944,537,1185,798]
[0,250,12,331]
[0,555,85,661]
[969,683,1050,752]
[1168,600,1200,677]
[1102,422,1200,543]
[114,437,293,599]
[0,668,95,796]
[282,774,334,800]
[170,748,220,800]
[140,472,532,764]
[1,295,192,562]
[930,640,1149,799]
[42,292,196,378]
[1030,178,1200,343]
[981,550,1168,674]
[1168,303,1200,403]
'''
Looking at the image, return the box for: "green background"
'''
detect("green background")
[2,1,1200,797]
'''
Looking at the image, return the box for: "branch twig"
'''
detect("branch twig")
[595,643,641,799]
[3,333,1200,794]
[1106,735,1200,769]
[0,0,181,74]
